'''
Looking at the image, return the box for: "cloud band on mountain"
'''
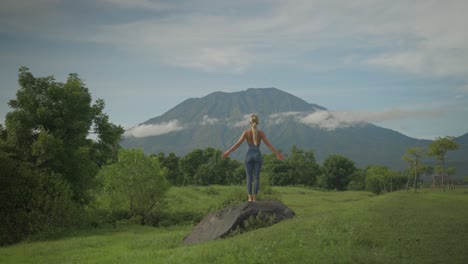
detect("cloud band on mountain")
[201,115,220,125]
[269,107,443,130]
[124,120,185,138]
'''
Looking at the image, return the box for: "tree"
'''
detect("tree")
[194,147,224,185]
[96,149,170,223]
[153,152,183,185]
[177,147,232,185]
[222,159,244,185]
[286,145,320,186]
[365,165,404,194]
[321,154,356,191]
[263,153,290,186]
[4,67,124,203]
[348,169,366,190]
[421,165,434,188]
[179,149,204,185]
[427,136,459,191]
[402,147,426,192]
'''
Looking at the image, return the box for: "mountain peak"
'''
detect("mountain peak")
[144,88,326,125]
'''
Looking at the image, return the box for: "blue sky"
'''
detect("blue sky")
[1,0,467,140]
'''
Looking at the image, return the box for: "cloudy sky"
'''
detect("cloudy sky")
[1,0,468,140]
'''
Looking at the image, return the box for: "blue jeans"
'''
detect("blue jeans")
[245,147,262,195]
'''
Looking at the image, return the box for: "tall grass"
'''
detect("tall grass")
[1,187,467,264]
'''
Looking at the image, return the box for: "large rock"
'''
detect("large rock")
[183,200,295,245]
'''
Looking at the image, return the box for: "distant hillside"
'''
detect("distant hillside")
[121,88,466,176]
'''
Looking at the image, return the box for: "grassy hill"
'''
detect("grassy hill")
[1,186,467,263]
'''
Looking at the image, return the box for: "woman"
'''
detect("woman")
[222,114,284,202]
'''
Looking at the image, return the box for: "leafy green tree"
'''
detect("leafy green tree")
[348,169,366,190]
[4,67,124,203]
[153,152,183,185]
[263,153,289,186]
[365,165,390,194]
[179,147,226,185]
[402,147,426,192]
[286,145,320,186]
[223,159,244,185]
[179,149,204,185]
[427,136,459,191]
[95,149,170,223]
[0,68,123,244]
[194,147,224,185]
[421,165,434,188]
[320,154,356,190]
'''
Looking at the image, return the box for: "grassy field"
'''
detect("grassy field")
[1,186,467,264]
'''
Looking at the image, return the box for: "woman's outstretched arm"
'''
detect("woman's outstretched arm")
[259,131,284,160]
[222,131,246,159]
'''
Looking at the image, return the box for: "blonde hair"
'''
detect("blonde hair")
[250,114,259,145]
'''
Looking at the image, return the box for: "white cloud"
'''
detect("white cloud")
[231,114,251,127]
[201,115,219,125]
[268,112,304,125]
[124,120,185,138]
[269,107,445,130]
[298,111,346,130]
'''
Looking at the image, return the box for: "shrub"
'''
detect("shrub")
[93,149,171,223]
[0,157,82,245]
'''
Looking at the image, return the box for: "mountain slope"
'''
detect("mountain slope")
[143,88,325,124]
[121,88,465,174]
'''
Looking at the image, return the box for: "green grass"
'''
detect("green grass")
[1,187,467,264]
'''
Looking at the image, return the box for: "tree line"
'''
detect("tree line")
[403,137,459,192]
[0,68,461,246]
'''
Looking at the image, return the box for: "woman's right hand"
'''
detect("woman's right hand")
[277,153,285,160]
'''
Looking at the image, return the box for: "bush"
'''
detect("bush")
[93,149,171,224]
[0,157,83,245]
[365,174,382,195]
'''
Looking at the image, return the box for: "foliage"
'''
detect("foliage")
[427,136,459,191]
[364,165,405,194]
[94,149,171,224]
[320,154,356,190]
[402,147,426,192]
[286,145,320,186]
[0,150,82,245]
[4,67,123,203]
[347,169,366,190]
[0,68,122,245]
[263,153,290,185]
[153,152,184,185]
[178,147,229,185]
